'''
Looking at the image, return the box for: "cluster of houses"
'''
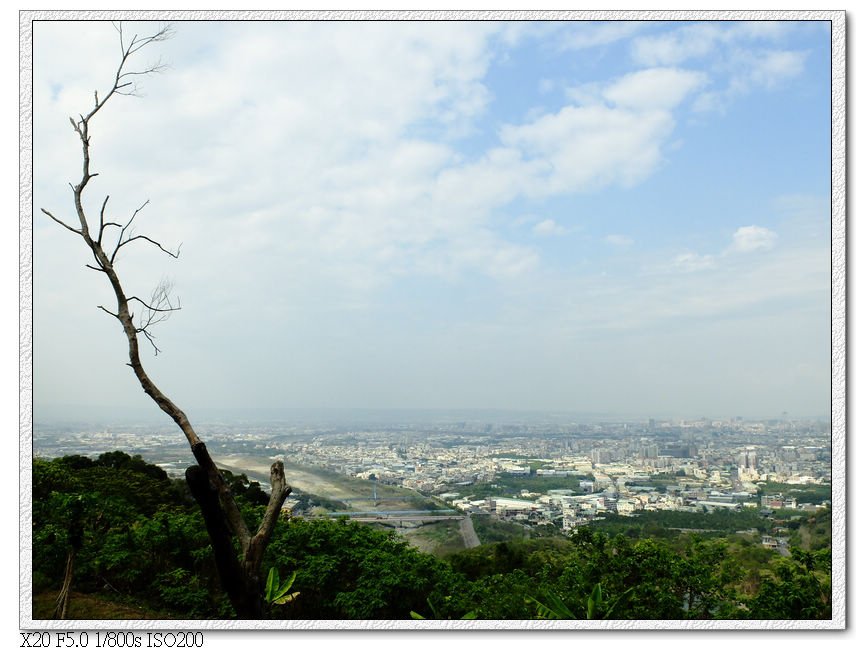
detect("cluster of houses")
[439,480,765,532]
[438,475,826,539]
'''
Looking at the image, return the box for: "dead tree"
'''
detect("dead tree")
[41,23,291,618]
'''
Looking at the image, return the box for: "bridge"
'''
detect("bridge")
[324,509,482,547]
[327,509,457,517]
[319,485,463,524]
[326,509,463,523]
[332,497,411,502]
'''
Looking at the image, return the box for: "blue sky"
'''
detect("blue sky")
[31,18,833,420]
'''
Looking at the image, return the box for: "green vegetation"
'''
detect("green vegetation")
[32,590,173,620]
[398,520,466,557]
[621,473,681,492]
[32,453,833,621]
[757,482,831,505]
[471,515,530,544]
[263,567,299,609]
[588,508,772,538]
[784,507,832,550]
[292,493,350,512]
[462,474,591,499]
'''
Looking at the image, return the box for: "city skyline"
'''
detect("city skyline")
[32,18,833,420]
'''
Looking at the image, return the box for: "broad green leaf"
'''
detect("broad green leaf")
[275,571,297,600]
[265,567,279,601]
[587,583,603,619]
[273,591,299,606]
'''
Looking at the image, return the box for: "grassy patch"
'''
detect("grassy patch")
[401,520,467,557]
[757,482,831,505]
[461,475,591,499]
[32,591,174,620]
[472,515,529,545]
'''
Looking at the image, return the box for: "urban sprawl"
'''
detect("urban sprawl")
[35,415,830,546]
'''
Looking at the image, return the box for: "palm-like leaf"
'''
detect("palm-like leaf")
[264,567,299,607]
[264,567,279,601]
[273,591,299,605]
[587,583,603,619]
[529,589,578,619]
[274,571,297,601]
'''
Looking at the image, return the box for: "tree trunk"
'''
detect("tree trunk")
[185,458,290,618]
[52,549,75,620]
[186,465,264,618]
[43,25,293,618]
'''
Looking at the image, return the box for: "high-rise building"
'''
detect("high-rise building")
[738,447,757,470]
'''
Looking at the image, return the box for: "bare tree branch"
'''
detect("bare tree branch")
[97,195,110,245]
[119,64,169,80]
[139,327,162,356]
[128,294,181,314]
[96,305,119,319]
[112,200,148,250]
[41,21,290,618]
[114,234,181,262]
[40,208,81,235]
[128,280,183,355]
[108,200,180,264]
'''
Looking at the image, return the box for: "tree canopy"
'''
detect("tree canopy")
[32,453,832,621]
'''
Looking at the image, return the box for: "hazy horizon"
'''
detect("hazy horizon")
[33,403,828,429]
[32,20,832,420]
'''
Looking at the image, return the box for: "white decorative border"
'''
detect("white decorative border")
[19,8,847,632]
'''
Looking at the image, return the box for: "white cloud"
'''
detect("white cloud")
[500,104,675,194]
[667,225,779,276]
[729,226,779,253]
[602,67,707,110]
[748,50,808,88]
[631,21,799,68]
[673,252,716,272]
[605,234,634,247]
[538,78,556,94]
[556,21,645,52]
[630,22,811,115]
[429,64,697,227]
[31,21,831,416]
[36,21,536,291]
[633,23,813,116]
[631,23,723,66]
[731,21,795,42]
[35,22,781,306]
[692,45,809,113]
[533,219,567,237]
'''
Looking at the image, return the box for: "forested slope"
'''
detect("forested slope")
[32,453,832,620]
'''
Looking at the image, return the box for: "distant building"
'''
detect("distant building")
[488,497,538,516]
[591,449,612,465]
[501,464,530,475]
[738,447,759,481]
[695,499,742,512]
[760,494,797,510]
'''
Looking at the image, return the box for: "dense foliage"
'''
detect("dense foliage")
[461,474,592,499]
[757,482,832,506]
[32,453,832,620]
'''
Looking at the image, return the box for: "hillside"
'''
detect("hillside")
[32,452,832,621]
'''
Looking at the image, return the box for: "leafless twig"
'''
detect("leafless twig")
[129,279,182,355]
[40,22,291,617]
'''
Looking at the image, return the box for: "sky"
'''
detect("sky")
[30,18,833,421]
